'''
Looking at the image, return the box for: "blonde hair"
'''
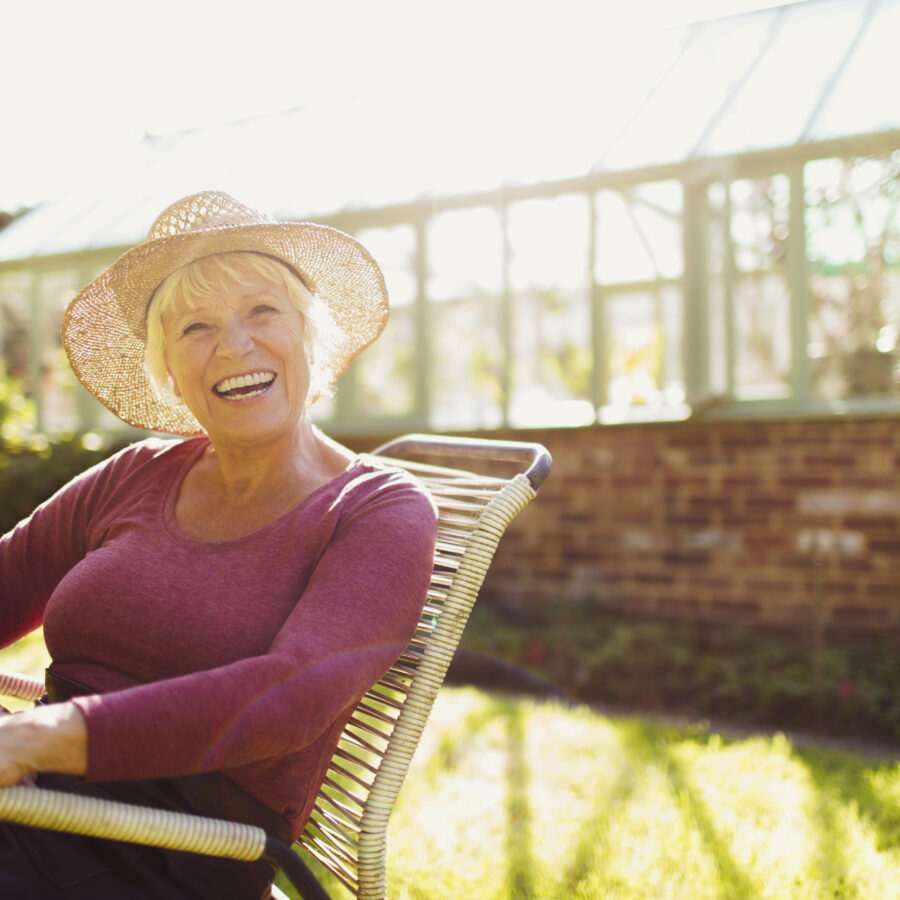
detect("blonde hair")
[145,252,335,409]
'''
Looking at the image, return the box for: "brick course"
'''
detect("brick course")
[347,416,900,635]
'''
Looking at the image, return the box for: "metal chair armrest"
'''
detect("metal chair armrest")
[372,433,552,490]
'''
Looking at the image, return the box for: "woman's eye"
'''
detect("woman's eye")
[251,304,278,316]
[182,321,210,336]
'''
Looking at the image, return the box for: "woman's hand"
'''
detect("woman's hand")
[0,703,87,787]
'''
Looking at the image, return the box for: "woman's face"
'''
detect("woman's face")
[161,271,311,450]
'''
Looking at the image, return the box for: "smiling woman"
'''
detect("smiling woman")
[145,252,334,408]
[147,253,322,452]
[0,191,439,897]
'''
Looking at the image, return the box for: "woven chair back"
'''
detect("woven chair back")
[297,436,548,899]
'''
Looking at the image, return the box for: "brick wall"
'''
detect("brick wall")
[348,417,900,635]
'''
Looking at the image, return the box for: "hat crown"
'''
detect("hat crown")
[146,191,277,241]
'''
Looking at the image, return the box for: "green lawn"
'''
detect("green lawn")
[0,629,50,709]
[3,633,899,899]
[358,688,900,900]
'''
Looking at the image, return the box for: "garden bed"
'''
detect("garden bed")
[455,603,900,747]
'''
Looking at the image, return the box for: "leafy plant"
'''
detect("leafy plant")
[0,375,126,534]
[459,602,900,745]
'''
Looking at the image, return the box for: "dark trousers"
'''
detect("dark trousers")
[0,669,288,898]
[0,772,278,899]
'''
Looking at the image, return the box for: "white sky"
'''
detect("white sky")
[1,0,810,211]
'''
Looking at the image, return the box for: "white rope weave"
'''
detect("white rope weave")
[297,469,540,898]
[0,669,46,702]
[354,474,537,899]
[0,786,267,861]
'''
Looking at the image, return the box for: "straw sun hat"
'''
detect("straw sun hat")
[62,191,389,435]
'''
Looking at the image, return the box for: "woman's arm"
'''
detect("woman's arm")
[0,441,161,650]
[0,703,87,786]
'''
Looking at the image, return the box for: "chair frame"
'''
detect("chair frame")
[0,433,551,899]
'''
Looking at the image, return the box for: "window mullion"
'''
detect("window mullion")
[787,162,811,402]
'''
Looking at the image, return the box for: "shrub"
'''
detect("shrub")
[0,377,127,534]
[458,601,900,745]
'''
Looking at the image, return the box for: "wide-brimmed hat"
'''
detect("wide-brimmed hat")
[62,190,389,435]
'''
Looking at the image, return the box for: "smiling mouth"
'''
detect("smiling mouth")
[213,371,276,400]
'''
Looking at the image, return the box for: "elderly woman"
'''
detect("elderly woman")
[0,192,438,898]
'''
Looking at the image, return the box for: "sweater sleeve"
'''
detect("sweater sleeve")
[0,442,164,649]
[73,472,438,782]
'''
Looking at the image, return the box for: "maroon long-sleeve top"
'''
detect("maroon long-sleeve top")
[0,437,437,839]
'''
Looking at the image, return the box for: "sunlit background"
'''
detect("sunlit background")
[2,0,816,212]
[1,0,898,435]
[2,12,900,896]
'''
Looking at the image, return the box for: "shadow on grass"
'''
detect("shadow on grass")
[505,700,898,900]
[796,746,900,855]
[557,737,637,897]
[503,702,535,899]
[614,721,758,899]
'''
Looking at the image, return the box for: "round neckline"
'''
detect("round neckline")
[161,437,367,546]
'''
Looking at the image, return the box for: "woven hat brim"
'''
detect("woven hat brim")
[62,222,389,435]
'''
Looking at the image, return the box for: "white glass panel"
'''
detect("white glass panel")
[809,0,900,140]
[340,225,418,418]
[604,286,684,414]
[0,271,31,384]
[427,207,503,302]
[36,270,84,433]
[428,208,504,430]
[703,0,868,155]
[630,181,684,280]
[507,195,593,427]
[351,305,416,417]
[353,225,417,309]
[806,155,900,399]
[595,182,683,285]
[730,176,792,399]
[508,195,589,292]
[604,13,777,169]
[733,273,792,399]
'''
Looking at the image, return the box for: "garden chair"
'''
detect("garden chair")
[0,433,551,899]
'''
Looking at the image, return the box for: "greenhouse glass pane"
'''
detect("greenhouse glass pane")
[702,0,868,156]
[508,194,588,292]
[427,208,505,430]
[0,271,31,383]
[809,0,900,140]
[730,175,792,399]
[630,181,684,279]
[355,224,417,308]
[427,206,503,301]
[343,225,418,419]
[349,304,416,417]
[806,155,900,399]
[36,270,84,433]
[595,183,683,285]
[507,194,593,427]
[603,13,776,169]
[603,286,684,415]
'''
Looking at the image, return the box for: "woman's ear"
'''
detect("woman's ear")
[166,364,182,400]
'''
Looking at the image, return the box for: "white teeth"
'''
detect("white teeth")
[214,372,275,394]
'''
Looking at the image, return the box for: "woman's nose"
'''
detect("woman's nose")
[217,318,254,358]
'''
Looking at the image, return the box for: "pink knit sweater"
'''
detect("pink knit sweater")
[0,437,437,838]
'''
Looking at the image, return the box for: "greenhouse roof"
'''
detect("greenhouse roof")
[1,0,898,264]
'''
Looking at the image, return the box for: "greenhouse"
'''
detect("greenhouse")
[0,0,897,437]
